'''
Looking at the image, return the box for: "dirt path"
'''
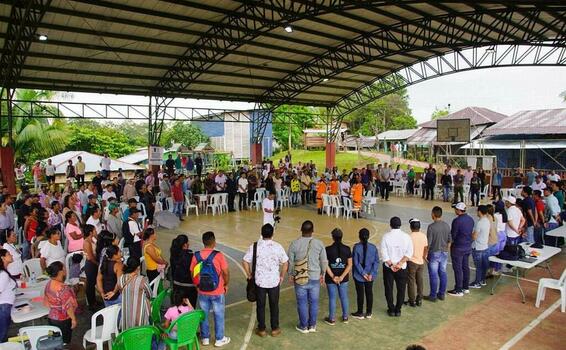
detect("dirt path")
[355,150,430,169]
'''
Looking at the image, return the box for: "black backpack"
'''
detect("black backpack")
[497,244,526,261]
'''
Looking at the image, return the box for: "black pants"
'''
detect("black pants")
[302,190,310,204]
[173,284,198,309]
[248,189,256,207]
[491,185,501,199]
[196,166,202,178]
[76,174,85,187]
[228,192,236,211]
[425,184,434,200]
[383,264,408,313]
[127,242,142,261]
[256,285,280,331]
[471,189,480,206]
[147,269,159,283]
[238,193,247,210]
[84,260,98,307]
[380,181,389,199]
[354,280,373,314]
[407,180,414,195]
[49,318,72,344]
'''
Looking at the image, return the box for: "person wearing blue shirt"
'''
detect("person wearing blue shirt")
[491,168,503,200]
[351,228,379,320]
[448,202,475,297]
[122,198,137,222]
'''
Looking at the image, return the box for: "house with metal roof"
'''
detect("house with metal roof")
[464,108,566,170]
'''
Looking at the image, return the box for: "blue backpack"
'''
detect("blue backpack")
[195,251,220,292]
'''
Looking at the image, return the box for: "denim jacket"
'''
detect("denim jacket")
[352,242,379,282]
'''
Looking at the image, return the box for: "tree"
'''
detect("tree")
[160,122,209,149]
[561,90,566,102]
[65,121,138,158]
[431,107,450,120]
[272,105,317,151]
[1,89,69,164]
[344,86,417,136]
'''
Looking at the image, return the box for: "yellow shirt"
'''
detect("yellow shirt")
[75,161,86,175]
[291,179,300,192]
[144,242,161,271]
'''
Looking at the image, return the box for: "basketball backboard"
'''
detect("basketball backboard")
[436,118,471,143]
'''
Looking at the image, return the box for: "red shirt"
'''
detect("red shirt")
[26,218,38,242]
[190,248,228,296]
[172,184,184,202]
[535,199,545,223]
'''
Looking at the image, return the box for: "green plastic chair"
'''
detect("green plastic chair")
[151,288,172,331]
[113,325,160,350]
[163,310,206,350]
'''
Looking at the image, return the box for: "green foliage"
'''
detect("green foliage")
[561,90,566,102]
[272,105,318,151]
[344,85,416,136]
[65,122,138,158]
[160,122,209,149]
[431,107,450,120]
[108,121,148,146]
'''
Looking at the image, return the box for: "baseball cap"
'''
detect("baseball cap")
[504,196,517,205]
[408,218,420,224]
[108,203,119,211]
[452,202,467,211]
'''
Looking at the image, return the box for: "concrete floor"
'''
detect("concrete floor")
[8,195,566,350]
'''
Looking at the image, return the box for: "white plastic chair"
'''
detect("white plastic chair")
[19,326,61,350]
[218,193,229,214]
[535,268,566,312]
[480,184,490,200]
[184,194,199,216]
[137,202,147,224]
[364,190,374,198]
[149,274,163,298]
[250,191,263,211]
[322,194,332,216]
[166,197,174,213]
[330,195,343,218]
[82,304,121,350]
[206,194,220,216]
[342,197,353,220]
[22,258,42,278]
[65,251,86,284]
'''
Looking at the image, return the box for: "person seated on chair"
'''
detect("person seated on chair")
[316,175,327,215]
[163,289,194,340]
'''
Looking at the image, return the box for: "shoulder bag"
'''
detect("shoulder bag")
[293,239,312,285]
[246,242,258,302]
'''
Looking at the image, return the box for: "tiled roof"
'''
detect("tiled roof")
[419,107,508,128]
[483,108,566,136]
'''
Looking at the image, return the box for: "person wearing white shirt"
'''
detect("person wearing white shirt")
[237,173,249,210]
[39,228,66,270]
[381,217,413,317]
[339,176,351,202]
[102,184,117,203]
[504,197,524,245]
[45,159,56,185]
[215,171,227,192]
[100,154,111,174]
[86,211,104,235]
[262,193,275,227]
[531,176,547,192]
[0,249,17,342]
[1,229,23,278]
[242,224,289,337]
[470,206,490,289]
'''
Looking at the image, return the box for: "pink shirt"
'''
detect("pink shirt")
[65,222,84,252]
[164,305,193,337]
[33,165,42,178]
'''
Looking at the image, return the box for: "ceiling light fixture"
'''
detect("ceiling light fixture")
[284,25,293,33]
[38,34,48,41]
[323,78,329,82]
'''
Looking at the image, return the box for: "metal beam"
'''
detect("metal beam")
[327,43,566,141]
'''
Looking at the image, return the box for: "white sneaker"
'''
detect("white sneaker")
[308,326,317,333]
[214,337,231,347]
[463,289,470,294]
[202,338,210,346]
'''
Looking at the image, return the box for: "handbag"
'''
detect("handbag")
[497,244,526,261]
[36,332,64,350]
[293,240,312,285]
[246,242,258,302]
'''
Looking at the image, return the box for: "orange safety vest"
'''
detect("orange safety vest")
[351,183,363,208]
[329,180,339,195]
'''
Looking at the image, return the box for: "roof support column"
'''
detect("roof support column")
[0,87,16,194]
[250,107,271,165]
[325,107,341,170]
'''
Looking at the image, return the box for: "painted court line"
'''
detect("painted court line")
[498,299,561,350]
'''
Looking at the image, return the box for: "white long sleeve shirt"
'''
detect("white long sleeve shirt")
[380,229,413,270]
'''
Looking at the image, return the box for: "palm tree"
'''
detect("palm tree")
[1,89,68,163]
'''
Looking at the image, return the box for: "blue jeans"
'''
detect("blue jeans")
[0,303,12,342]
[544,222,559,245]
[525,226,535,244]
[173,201,184,218]
[506,236,521,245]
[451,250,470,292]
[443,185,451,201]
[199,294,225,341]
[472,249,489,284]
[327,282,349,320]
[22,239,31,260]
[104,295,122,307]
[427,251,448,299]
[294,279,320,329]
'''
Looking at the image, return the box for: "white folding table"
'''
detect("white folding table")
[11,279,49,324]
[489,243,561,303]
[545,225,566,247]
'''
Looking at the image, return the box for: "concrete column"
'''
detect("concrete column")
[0,147,16,194]
[251,143,262,165]
[325,142,336,169]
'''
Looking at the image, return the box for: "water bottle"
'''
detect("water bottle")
[31,271,36,284]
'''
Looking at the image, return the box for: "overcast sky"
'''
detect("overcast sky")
[69,66,566,125]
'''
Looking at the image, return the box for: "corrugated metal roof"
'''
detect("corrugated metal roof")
[419,107,508,128]
[483,108,566,136]
[408,125,487,145]
[45,151,143,174]
[462,139,566,149]
[377,129,419,141]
